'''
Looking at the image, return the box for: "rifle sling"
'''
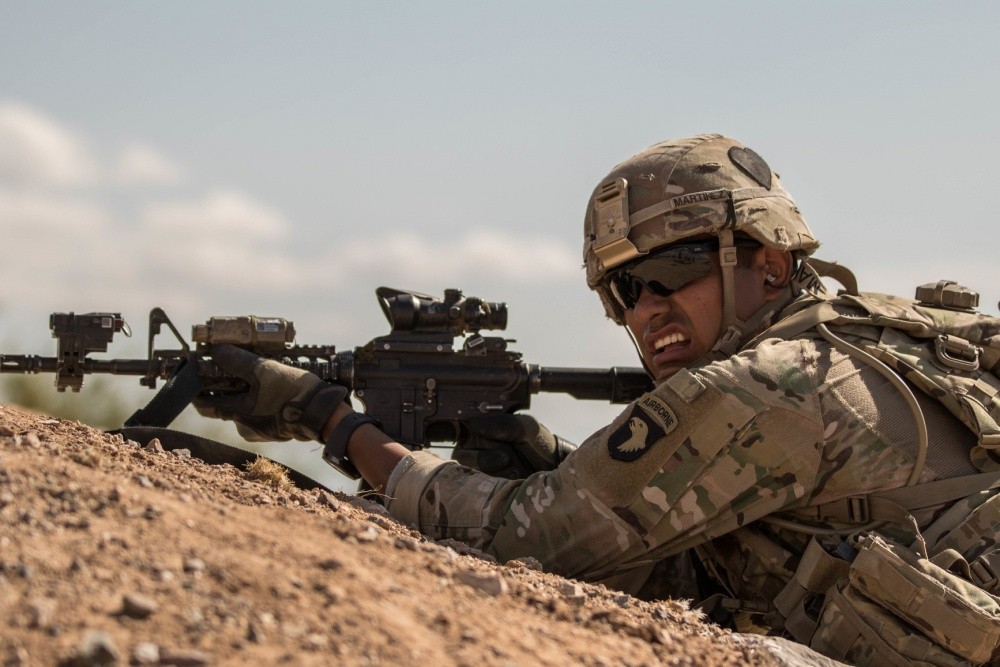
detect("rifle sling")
[124,353,203,429]
[106,425,330,491]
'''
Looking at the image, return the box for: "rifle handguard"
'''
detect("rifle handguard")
[322,412,382,480]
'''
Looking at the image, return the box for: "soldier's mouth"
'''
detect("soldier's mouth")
[653,332,689,355]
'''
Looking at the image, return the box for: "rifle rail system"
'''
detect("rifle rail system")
[0,287,653,448]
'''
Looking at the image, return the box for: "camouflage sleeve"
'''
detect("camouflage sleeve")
[385,339,829,583]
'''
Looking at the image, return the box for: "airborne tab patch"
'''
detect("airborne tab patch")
[608,394,677,462]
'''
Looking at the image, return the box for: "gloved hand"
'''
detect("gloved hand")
[452,414,576,479]
[192,344,348,442]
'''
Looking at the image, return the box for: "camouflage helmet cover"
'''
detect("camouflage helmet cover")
[583,134,820,320]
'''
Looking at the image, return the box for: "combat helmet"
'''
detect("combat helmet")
[583,134,821,359]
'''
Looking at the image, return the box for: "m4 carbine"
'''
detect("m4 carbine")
[0,287,652,450]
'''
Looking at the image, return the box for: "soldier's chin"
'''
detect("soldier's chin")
[651,362,685,383]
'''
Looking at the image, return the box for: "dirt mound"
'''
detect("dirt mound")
[0,405,832,666]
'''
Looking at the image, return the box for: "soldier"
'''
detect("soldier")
[196,135,1000,664]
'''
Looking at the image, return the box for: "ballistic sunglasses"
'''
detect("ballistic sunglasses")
[607,239,760,311]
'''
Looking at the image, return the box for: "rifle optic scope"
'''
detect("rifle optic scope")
[378,287,507,335]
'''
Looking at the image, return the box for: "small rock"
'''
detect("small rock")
[354,525,380,543]
[434,538,497,563]
[108,486,125,503]
[559,582,587,606]
[304,633,327,650]
[246,622,264,643]
[183,558,205,574]
[317,558,342,571]
[650,625,673,646]
[344,494,388,515]
[281,622,305,638]
[21,433,41,448]
[144,439,163,453]
[454,571,509,596]
[313,582,345,603]
[0,426,14,438]
[506,556,543,571]
[0,491,14,508]
[122,592,158,619]
[134,475,153,489]
[183,607,204,627]
[368,514,395,530]
[65,629,120,666]
[159,648,211,666]
[394,536,419,551]
[317,491,340,511]
[559,581,584,597]
[613,594,632,608]
[172,448,191,459]
[4,646,29,667]
[27,597,57,629]
[132,643,160,665]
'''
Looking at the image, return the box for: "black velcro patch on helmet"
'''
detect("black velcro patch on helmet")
[728,146,772,190]
[607,403,669,462]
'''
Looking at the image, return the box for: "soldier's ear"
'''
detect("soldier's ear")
[761,248,793,292]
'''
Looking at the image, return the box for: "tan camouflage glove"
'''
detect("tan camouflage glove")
[452,414,576,479]
[193,344,348,442]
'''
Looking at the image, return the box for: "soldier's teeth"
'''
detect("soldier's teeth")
[654,333,687,350]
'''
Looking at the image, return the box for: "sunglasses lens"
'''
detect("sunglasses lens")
[607,244,715,310]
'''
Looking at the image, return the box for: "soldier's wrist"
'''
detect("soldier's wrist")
[320,402,356,442]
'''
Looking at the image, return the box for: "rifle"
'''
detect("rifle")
[0,287,652,451]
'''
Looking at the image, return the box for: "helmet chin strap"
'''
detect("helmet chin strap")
[710,229,743,359]
[703,229,793,365]
[624,324,656,379]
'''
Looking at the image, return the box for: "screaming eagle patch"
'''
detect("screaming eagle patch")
[608,394,677,462]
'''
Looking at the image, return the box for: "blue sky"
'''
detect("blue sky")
[2,2,998,488]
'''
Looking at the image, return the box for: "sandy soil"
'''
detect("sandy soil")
[0,404,833,666]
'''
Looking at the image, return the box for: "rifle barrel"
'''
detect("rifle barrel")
[535,366,651,404]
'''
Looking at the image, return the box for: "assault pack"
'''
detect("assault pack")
[762,271,1000,665]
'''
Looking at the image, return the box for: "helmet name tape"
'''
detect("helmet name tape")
[670,189,730,208]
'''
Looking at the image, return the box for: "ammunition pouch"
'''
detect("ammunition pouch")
[807,533,1000,666]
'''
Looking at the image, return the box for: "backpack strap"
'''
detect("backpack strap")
[791,471,1000,524]
[783,471,1000,553]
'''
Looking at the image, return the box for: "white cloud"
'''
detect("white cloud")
[113,144,184,185]
[0,102,98,186]
[0,190,110,234]
[141,191,287,238]
[336,230,579,284]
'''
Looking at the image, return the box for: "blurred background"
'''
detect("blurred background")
[2,1,997,491]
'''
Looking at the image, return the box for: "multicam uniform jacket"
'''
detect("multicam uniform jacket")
[384,291,996,629]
